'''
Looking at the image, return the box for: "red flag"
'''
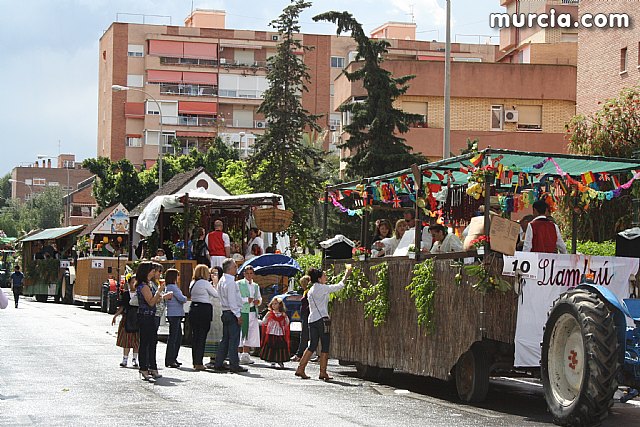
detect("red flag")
[392,195,401,208]
[611,176,621,188]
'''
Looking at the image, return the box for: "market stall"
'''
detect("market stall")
[74,203,129,308]
[322,148,640,403]
[17,225,85,303]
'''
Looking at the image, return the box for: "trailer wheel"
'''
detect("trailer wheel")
[455,344,489,403]
[541,289,620,427]
[35,294,48,303]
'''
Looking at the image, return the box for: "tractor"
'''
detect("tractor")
[541,281,640,426]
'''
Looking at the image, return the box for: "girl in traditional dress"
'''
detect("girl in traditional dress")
[112,275,139,367]
[260,297,290,369]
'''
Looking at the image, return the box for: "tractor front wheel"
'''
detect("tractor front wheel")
[541,289,620,426]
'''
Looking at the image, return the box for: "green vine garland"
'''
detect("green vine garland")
[362,262,390,327]
[406,258,438,332]
[25,259,61,285]
[461,253,511,294]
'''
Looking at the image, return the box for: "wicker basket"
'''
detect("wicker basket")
[254,207,293,232]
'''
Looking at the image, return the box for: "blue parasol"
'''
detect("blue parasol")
[238,254,302,277]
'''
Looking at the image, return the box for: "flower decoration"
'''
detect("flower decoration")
[352,247,370,257]
[469,235,490,249]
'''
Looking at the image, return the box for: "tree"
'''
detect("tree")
[218,160,253,195]
[83,157,150,211]
[31,186,65,229]
[313,11,426,178]
[248,0,326,245]
[559,87,640,241]
[0,173,10,209]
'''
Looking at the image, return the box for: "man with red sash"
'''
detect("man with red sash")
[522,200,567,254]
[206,220,231,268]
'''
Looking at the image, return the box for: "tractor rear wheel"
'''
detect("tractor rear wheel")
[541,289,620,426]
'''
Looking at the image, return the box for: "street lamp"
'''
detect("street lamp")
[8,179,34,206]
[111,84,164,189]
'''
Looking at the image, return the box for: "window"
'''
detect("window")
[127,74,144,88]
[33,178,46,186]
[403,101,428,128]
[24,179,32,185]
[63,160,75,168]
[516,105,543,131]
[62,186,74,192]
[331,56,345,68]
[560,33,578,43]
[126,137,142,147]
[48,182,59,187]
[145,100,178,125]
[621,47,628,73]
[127,45,144,57]
[219,75,268,99]
[491,105,504,131]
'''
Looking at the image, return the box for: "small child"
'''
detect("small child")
[260,297,290,369]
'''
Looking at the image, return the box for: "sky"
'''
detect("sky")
[0,0,502,174]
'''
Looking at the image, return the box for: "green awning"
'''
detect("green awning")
[18,225,85,243]
[327,148,640,191]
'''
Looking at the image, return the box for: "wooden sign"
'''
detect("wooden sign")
[490,216,520,256]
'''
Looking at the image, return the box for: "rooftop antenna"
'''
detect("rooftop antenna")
[191,0,194,14]
[407,4,415,23]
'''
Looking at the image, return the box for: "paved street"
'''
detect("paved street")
[1,289,639,426]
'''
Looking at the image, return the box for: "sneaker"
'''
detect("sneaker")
[132,359,138,368]
[229,365,248,373]
[290,355,301,362]
[119,361,127,368]
[205,361,216,369]
[239,353,254,365]
[278,362,285,369]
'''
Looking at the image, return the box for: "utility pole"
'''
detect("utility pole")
[443,0,451,160]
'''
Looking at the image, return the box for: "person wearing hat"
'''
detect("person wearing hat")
[429,224,463,254]
[462,197,500,250]
[522,200,567,254]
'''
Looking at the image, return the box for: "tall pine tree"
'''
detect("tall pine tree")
[248,0,325,244]
[314,11,425,178]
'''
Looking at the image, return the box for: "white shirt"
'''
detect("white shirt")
[189,278,218,303]
[307,281,345,323]
[431,233,463,254]
[393,227,433,256]
[218,273,243,317]
[245,236,265,259]
[522,215,568,254]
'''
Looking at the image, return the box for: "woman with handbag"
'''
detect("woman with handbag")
[111,275,139,368]
[189,264,219,371]
[136,261,172,381]
[295,266,352,380]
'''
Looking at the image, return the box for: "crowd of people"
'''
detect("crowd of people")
[112,254,353,382]
[369,200,566,257]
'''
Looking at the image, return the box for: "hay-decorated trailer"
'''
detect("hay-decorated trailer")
[322,148,640,410]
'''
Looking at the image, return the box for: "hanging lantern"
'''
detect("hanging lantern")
[117,236,123,243]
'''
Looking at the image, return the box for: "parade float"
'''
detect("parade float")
[322,148,640,424]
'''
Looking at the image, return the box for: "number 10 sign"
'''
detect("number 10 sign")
[502,252,538,279]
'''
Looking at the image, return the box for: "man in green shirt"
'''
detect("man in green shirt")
[237,266,262,364]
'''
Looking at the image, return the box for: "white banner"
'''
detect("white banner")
[514,252,639,367]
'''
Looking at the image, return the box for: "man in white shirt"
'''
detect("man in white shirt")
[207,220,231,268]
[522,201,568,254]
[214,258,247,373]
[244,227,264,260]
[429,224,463,254]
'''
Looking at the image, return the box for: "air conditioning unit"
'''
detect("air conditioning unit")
[272,35,280,41]
[329,125,337,131]
[504,109,519,122]
[219,58,226,64]
[255,120,267,129]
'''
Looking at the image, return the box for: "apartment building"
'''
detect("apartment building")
[98,10,500,165]
[576,0,640,115]
[498,0,579,65]
[334,60,576,160]
[10,155,94,203]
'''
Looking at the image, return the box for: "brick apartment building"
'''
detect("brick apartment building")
[498,0,579,65]
[335,60,576,161]
[577,0,640,115]
[10,155,93,202]
[98,10,497,167]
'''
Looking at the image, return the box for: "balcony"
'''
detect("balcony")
[159,83,217,97]
[177,115,217,127]
[160,57,218,68]
[218,89,265,99]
